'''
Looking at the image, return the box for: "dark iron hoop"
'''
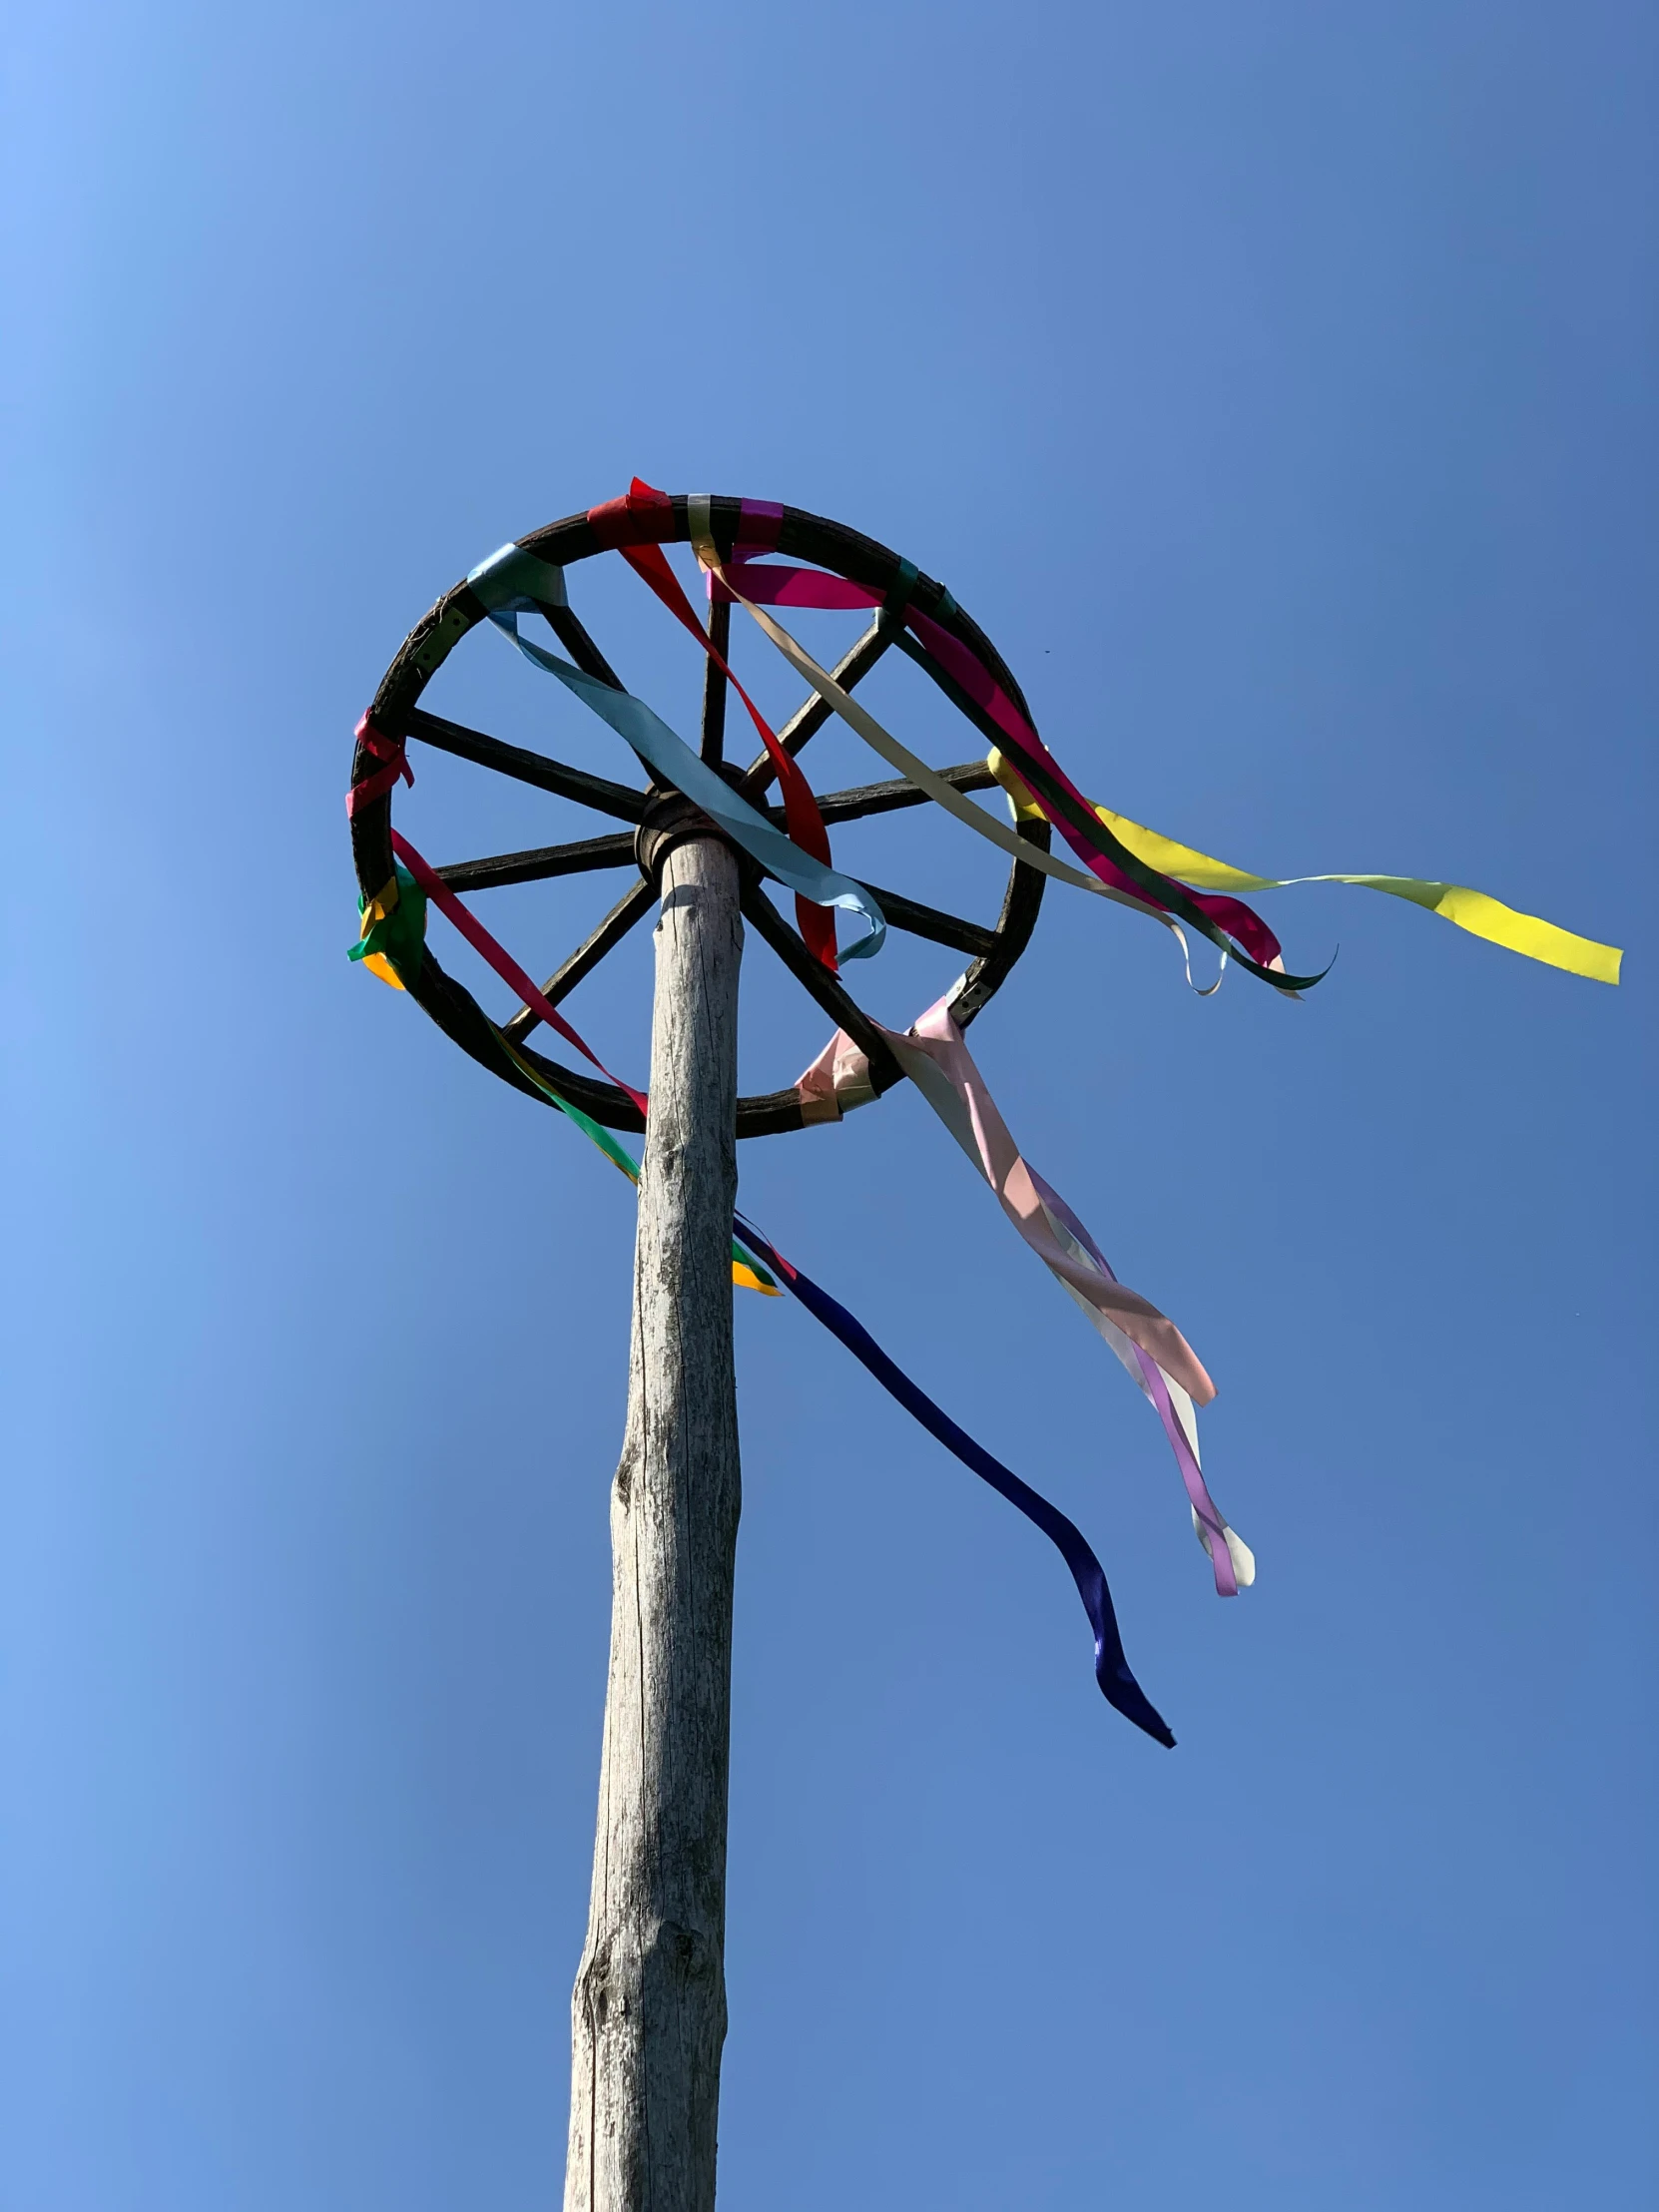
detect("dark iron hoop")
[350,495,1054,1138]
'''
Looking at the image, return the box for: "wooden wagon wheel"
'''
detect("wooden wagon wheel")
[348,494,1055,1136]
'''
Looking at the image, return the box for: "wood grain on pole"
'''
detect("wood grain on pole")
[564,833,743,2212]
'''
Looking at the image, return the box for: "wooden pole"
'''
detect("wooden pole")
[563,817,744,2209]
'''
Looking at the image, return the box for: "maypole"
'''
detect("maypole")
[565,822,744,2205]
[344,480,1621,2210]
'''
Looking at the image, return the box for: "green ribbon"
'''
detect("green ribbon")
[348,860,427,982]
[497,1030,776,1290]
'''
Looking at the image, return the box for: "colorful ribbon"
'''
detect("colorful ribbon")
[465,544,886,962]
[350,857,426,991]
[895,597,1316,987]
[706,555,1322,991]
[702,547,1616,991]
[1026,1166,1248,1594]
[345,483,1625,1744]
[711,564,1229,992]
[509,1013,1173,1735]
[798,1000,1253,1595]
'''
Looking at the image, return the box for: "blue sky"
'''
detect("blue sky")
[5,5,1654,2207]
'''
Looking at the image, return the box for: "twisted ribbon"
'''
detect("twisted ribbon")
[799,999,1253,1595]
[705,553,1316,990]
[713,564,1225,993]
[345,716,413,817]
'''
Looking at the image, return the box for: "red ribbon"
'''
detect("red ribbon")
[586,478,676,550]
[390,830,650,1118]
[345,716,414,818]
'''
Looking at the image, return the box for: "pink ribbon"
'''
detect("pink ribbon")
[346,716,414,817]
[797,1000,1251,1596]
[1024,1165,1245,1598]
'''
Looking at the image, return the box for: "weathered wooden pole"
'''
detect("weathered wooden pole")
[564,620,743,2212]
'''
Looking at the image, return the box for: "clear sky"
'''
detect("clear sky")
[5,5,1654,2207]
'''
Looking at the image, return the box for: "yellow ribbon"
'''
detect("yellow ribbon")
[357,874,407,990]
[987,754,1621,985]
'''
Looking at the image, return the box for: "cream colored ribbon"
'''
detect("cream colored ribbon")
[703,562,1207,942]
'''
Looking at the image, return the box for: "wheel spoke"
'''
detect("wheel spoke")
[425,765,1000,892]
[951,814,1053,1030]
[811,762,998,825]
[405,706,648,824]
[500,879,656,1043]
[544,604,625,692]
[701,596,731,765]
[884,623,1027,769]
[855,883,997,958]
[736,617,892,799]
[434,832,636,893]
[739,886,903,1093]
[430,763,1002,903]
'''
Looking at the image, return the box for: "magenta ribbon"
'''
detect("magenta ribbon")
[346,717,414,817]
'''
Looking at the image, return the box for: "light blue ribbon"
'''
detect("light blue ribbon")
[468,543,569,613]
[464,544,885,959]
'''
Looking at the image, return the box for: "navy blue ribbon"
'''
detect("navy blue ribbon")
[733,1215,1175,1748]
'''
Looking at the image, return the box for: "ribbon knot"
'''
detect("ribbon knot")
[345,715,414,817]
[587,476,675,550]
